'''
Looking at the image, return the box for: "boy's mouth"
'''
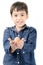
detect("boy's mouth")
[17,21,23,24]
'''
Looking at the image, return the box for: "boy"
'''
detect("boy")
[3,1,37,65]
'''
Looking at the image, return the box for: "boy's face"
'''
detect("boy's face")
[11,9,28,28]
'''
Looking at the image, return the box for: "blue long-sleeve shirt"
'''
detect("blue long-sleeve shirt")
[3,24,37,65]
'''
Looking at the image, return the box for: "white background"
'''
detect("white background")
[0,0,43,65]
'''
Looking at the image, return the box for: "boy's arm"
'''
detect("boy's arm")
[3,28,16,54]
[8,38,18,53]
[21,28,37,53]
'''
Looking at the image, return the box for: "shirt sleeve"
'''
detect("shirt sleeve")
[22,27,37,52]
[3,28,16,54]
[3,28,11,53]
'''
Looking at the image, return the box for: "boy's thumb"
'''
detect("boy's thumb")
[21,38,26,42]
[8,38,11,41]
[21,38,24,41]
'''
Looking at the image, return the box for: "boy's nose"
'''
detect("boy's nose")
[17,16,21,20]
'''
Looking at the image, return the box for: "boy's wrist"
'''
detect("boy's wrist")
[10,46,17,53]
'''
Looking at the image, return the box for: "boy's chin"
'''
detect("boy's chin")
[17,24,24,28]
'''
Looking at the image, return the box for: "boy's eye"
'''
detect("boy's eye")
[14,15,17,17]
[21,14,24,16]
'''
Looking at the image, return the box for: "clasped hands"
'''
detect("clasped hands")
[8,37,24,52]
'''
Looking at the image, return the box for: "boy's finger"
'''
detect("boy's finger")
[21,38,24,41]
[21,38,26,42]
[8,38,12,41]
[8,38,13,44]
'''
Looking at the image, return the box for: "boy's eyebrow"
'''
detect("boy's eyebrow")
[20,13,25,15]
[14,13,25,15]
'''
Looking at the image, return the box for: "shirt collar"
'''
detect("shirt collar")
[11,24,28,32]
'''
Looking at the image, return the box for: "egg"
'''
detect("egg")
[14,37,20,44]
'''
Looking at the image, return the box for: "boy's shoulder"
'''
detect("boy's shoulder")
[27,26,37,36]
[29,26,37,32]
[4,26,15,31]
[27,25,37,32]
[4,26,15,33]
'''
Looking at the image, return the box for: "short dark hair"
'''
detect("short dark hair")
[10,1,28,15]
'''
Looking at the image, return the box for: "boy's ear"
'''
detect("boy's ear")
[10,14,13,20]
[26,14,29,19]
[27,13,29,18]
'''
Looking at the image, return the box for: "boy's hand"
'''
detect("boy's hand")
[17,38,24,49]
[14,37,20,44]
[8,38,17,52]
[8,37,24,51]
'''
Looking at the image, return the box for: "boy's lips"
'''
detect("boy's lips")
[17,21,23,24]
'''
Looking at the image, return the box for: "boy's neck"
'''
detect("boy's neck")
[16,26,23,32]
[16,24,26,32]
